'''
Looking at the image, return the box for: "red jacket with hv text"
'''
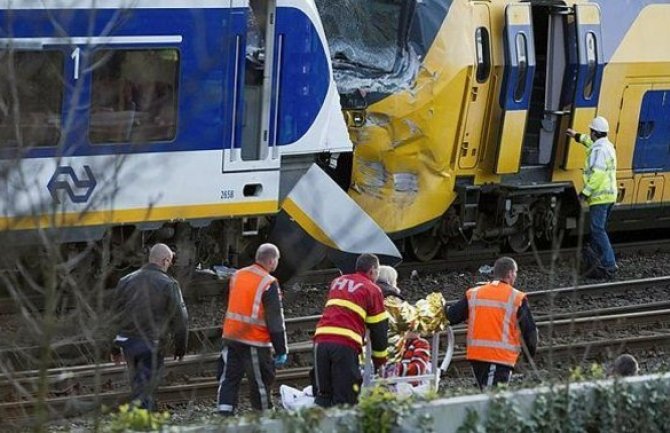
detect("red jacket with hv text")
[314,272,389,365]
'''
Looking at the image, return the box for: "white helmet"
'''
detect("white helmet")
[589,116,609,133]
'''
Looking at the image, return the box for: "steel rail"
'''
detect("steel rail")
[3,275,670,371]
[3,238,670,314]
[3,332,670,424]
[3,303,670,401]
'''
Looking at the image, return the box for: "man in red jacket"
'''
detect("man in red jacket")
[312,253,389,407]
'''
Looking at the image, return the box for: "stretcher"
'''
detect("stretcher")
[362,327,455,394]
[280,327,455,410]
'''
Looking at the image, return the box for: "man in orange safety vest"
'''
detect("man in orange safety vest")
[446,257,538,389]
[217,243,288,415]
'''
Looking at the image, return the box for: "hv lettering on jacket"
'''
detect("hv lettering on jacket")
[578,134,617,205]
[222,264,288,355]
[314,272,389,362]
[465,281,526,367]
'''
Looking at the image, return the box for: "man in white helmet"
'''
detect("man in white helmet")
[567,116,618,278]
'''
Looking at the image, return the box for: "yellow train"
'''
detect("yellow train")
[318,0,670,260]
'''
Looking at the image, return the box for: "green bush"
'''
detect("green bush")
[457,380,670,433]
[357,386,413,433]
[104,403,171,432]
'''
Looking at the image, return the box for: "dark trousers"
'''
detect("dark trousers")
[216,341,275,414]
[118,337,164,411]
[313,342,362,407]
[471,360,513,390]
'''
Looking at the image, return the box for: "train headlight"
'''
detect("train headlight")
[351,110,366,127]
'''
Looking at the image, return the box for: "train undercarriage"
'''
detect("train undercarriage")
[403,182,579,262]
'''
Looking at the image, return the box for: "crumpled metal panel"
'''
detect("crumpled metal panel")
[345,0,474,234]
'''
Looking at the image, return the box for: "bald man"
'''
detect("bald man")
[111,243,189,410]
[217,243,288,416]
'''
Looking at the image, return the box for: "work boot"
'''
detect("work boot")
[603,265,618,280]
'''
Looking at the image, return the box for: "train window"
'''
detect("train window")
[475,27,491,83]
[89,49,179,144]
[583,32,597,100]
[513,33,528,102]
[638,121,655,139]
[0,50,64,148]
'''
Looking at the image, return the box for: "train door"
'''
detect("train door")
[458,3,492,170]
[497,3,604,178]
[615,84,651,206]
[494,3,535,174]
[629,85,669,204]
[560,3,605,170]
[523,3,563,168]
[513,2,587,172]
[223,0,281,172]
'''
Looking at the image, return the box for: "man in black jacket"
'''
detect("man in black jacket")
[111,243,189,410]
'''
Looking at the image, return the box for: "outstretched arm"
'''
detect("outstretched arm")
[446,297,469,325]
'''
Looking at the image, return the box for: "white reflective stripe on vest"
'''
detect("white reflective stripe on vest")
[467,287,480,344]
[467,338,521,352]
[501,291,517,344]
[225,311,266,326]
[469,299,509,309]
[251,274,275,318]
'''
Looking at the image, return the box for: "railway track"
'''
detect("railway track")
[2,299,670,405]
[3,274,670,424]
[3,330,670,424]
[3,275,670,370]
[2,238,670,315]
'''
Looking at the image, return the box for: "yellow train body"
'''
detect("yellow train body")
[331,0,670,257]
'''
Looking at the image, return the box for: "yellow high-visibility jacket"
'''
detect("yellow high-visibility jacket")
[578,135,617,205]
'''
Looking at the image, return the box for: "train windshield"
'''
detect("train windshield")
[315,0,418,94]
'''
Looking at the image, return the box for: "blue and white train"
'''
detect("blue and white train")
[0,0,400,281]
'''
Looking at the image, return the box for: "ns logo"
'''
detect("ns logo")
[47,165,97,204]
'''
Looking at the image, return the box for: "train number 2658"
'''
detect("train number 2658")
[220,189,235,200]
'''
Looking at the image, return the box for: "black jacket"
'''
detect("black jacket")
[261,281,289,356]
[113,263,189,356]
[378,281,404,300]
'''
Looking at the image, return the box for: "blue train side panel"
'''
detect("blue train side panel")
[633,90,670,173]
[272,7,329,146]
[0,5,333,159]
[0,7,233,158]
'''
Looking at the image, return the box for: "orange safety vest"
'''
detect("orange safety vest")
[222,264,275,347]
[465,281,526,367]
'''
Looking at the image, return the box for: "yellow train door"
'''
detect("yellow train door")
[458,2,492,170]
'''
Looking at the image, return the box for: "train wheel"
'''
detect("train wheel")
[408,227,441,262]
[507,229,532,254]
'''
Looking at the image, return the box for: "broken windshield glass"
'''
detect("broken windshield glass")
[315,0,418,94]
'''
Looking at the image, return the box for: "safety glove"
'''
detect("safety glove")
[274,353,288,367]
